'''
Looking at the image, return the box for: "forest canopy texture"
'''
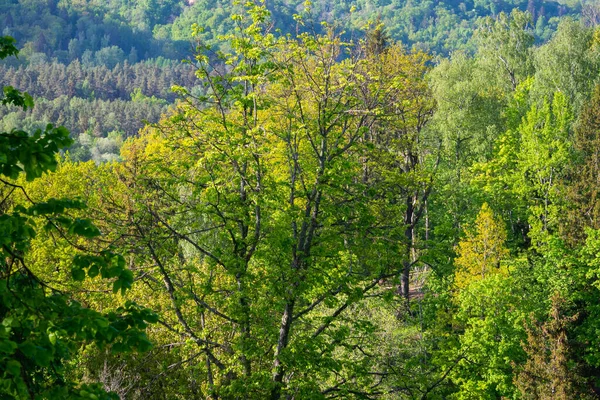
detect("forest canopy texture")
[3,0,600,399]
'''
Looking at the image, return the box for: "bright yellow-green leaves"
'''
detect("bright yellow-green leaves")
[517,92,572,243]
[470,85,573,251]
[64,9,437,396]
[445,206,528,400]
[454,203,509,291]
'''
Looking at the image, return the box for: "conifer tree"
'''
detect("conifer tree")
[514,294,590,399]
[563,84,600,244]
[364,16,390,56]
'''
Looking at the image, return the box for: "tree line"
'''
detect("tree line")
[2,0,583,64]
[0,61,197,102]
[0,60,198,162]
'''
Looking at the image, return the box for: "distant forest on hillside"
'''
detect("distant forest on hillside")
[0,0,596,163]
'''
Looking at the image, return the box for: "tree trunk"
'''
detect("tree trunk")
[271,300,295,399]
[401,195,415,299]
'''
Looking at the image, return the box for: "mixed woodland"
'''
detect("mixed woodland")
[4,0,600,399]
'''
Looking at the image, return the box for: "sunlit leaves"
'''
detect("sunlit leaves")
[454,203,509,291]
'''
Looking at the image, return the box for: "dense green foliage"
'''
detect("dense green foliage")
[0,37,156,399]
[5,1,600,399]
[154,0,581,54]
[0,58,198,162]
[0,0,582,61]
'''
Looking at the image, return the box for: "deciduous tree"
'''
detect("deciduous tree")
[0,36,156,399]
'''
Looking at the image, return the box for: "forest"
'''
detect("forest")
[3,0,600,399]
[0,0,592,162]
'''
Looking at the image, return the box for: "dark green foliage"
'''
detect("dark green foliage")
[563,84,600,244]
[0,0,580,64]
[0,0,188,63]
[0,60,197,102]
[1,86,33,110]
[0,125,71,180]
[514,294,591,399]
[158,0,578,56]
[0,96,169,161]
[0,36,18,59]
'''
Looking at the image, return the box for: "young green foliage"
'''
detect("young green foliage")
[0,37,156,399]
[454,203,509,291]
[86,6,436,397]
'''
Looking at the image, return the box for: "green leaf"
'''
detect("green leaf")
[88,265,99,278]
[18,341,36,358]
[5,360,21,376]
[95,318,109,329]
[0,36,18,59]
[72,267,85,282]
[137,337,153,352]
[69,219,101,238]
[0,339,17,355]
[34,347,52,367]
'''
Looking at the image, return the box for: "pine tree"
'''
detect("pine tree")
[364,16,390,56]
[563,84,600,244]
[514,294,591,399]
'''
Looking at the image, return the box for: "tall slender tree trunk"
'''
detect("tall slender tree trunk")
[401,195,415,299]
[271,299,295,399]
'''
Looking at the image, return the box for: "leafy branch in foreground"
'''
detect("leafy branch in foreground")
[0,36,157,400]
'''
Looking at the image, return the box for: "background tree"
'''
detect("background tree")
[514,294,591,400]
[533,19,600,113]
[474,9,535,92]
